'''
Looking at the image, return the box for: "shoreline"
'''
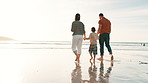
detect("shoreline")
[0,42,148,83]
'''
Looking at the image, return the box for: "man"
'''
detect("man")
[97,13,113,60]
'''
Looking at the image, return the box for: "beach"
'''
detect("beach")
[0,41,148,83]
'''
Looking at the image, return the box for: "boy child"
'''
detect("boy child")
[85,27,99,63]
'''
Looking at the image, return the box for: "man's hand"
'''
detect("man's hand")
[83,38,86,40]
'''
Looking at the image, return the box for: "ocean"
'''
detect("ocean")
[0,41,148,51]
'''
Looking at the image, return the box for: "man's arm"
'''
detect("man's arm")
[97,24,102,34]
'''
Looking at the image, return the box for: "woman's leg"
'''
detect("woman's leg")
[72,35,79,61]
[77,35,83,62]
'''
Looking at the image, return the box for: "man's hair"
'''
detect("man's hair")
[75,13,80,21]
[91,27,96,32]
[99,13,104,17]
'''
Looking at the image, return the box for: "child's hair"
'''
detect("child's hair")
[91,27,96,32]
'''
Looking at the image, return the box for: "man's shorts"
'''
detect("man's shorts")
[89,44,97,55]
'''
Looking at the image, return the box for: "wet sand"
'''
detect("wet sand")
[0,47,148,83]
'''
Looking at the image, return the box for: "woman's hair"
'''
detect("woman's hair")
[75,13,80,21]
[91,27,96,32]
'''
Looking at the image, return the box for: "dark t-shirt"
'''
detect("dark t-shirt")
[71,21,85,36]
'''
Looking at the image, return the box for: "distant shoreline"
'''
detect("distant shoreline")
[0,40,147,44]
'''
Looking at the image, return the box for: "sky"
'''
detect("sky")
[0,0,148,42]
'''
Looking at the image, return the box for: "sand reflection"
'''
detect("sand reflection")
[71,62,82,83]
[98,60,113,83]
[71,59,114,83]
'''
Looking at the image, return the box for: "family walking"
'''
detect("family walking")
[71,13,114,63]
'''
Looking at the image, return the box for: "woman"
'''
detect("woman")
[71,13,86,63]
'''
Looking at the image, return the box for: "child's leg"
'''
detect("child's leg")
[93,45,97,63]
[90,53,93,59]
[93,54,96,64]
[89,49,93,60]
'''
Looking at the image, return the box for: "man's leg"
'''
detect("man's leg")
[104,33,113,60]
[104,33,112,54]
[98,34,104,60]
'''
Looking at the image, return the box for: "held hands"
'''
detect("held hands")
[83,35,86,40]
[83,37,86,40]
[83,37,89,40]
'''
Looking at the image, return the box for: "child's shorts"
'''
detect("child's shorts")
[89,44,97,55]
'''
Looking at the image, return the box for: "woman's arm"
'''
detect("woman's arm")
[71,23,74,32]
[84,33,91,40]
[85,38,90,40]
[83,33,86,39]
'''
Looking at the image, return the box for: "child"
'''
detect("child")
[85,27,99,63]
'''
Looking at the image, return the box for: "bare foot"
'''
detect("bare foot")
[77,54,81,63]
[97,57,103,61]
[75,57,78,61]
[73,51,78,62]
[77,58,80,63]
[111,61,113,67]
[111,55,114,61]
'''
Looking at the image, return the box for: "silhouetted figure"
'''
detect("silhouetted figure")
[71,13,86,63]
[140,43,142,45]
[97,13,113,61]
[84,27,99,64]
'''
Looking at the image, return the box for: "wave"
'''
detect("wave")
[0,41,147,45]
[0,41,147,51]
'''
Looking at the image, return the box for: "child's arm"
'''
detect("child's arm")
[84,33,91,40]
[84,38,90,40]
